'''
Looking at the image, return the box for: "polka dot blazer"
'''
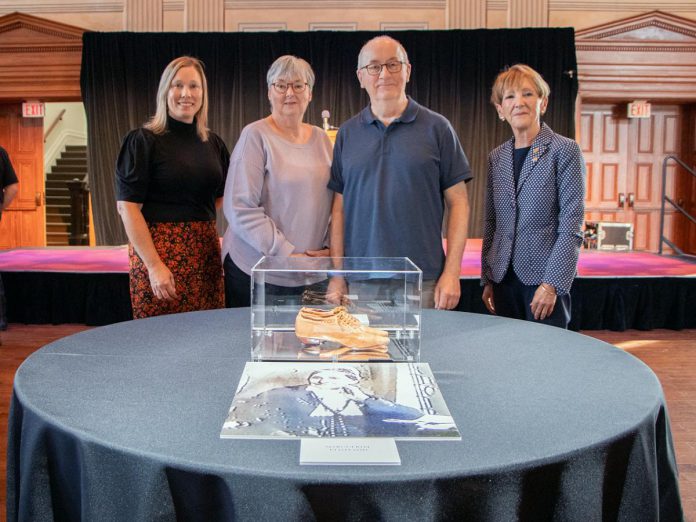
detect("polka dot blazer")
[481,123,586,296]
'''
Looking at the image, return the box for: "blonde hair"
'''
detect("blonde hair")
[490,64,550,106]
[144,56,210,141]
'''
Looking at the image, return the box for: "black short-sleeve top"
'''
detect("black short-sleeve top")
[115,116,230,223]
[1,146,19,206]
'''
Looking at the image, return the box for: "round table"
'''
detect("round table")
[7,309,682,521]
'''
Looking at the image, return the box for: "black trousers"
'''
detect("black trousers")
[0,274,6,329]
[492,268,571,329]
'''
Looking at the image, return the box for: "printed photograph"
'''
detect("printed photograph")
[221,362,460,439]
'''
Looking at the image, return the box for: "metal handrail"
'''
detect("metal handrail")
[659,155,696,257]
[43,108,66,143]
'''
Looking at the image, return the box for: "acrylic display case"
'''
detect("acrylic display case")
[250,257,422,362]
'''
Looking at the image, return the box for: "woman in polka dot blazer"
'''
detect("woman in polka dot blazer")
[481,64,586,329]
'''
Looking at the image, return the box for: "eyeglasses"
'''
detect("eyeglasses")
[272,82,308,94]
[359,61,406,76]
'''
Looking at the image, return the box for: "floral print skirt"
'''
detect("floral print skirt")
[129,221,224,319]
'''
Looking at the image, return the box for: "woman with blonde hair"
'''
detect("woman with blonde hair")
[116,56,230,318]
[481,64,585,328]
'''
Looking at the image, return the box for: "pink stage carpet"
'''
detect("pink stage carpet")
[1,239,694,278]
[0,246,129,273]
[1,240,694,330]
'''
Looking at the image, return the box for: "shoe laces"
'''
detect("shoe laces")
[335,309,363,329]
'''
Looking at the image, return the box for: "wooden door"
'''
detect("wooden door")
[0,103,45,248]
[629,107,681,251]
[580,103,681,252]
[580,104,630,223]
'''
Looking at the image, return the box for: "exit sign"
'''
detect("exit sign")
[22,101,45,118]
[627,100,651,119]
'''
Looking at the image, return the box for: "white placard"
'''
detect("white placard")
[300,437,401,465]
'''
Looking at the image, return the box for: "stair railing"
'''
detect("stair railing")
[43,109,66,143]
[659,155,696,258]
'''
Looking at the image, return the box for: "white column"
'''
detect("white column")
[507,0,548,28]
[447,0,487,29]
[124,0,163,31]
[184,0,224,32]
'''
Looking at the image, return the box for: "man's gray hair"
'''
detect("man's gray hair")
[357,35,409,70]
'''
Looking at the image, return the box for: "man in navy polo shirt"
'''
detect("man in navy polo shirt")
[328,35,472,309]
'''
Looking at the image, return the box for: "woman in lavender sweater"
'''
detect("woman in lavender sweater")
[221,55,333,307]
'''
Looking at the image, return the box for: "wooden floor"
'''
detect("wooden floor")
[0,324,694,521]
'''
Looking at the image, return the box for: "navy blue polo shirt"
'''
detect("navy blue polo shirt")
[329,97,472,280]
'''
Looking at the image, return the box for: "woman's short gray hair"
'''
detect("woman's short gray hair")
[266,55,316,90]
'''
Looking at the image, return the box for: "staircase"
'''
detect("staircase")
[45,145,88,246]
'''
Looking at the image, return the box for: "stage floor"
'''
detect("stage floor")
[1,240,694,330]
[1,239,694,278]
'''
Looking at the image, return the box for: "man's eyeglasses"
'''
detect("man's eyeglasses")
[359,61,406,76]
[272,82,308,94]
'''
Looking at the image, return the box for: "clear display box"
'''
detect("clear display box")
[251,257,422,362]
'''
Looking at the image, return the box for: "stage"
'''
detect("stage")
[1,240,695,330]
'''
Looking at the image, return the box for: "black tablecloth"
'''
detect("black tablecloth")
[7,309,683,521]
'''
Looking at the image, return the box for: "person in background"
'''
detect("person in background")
[481,64,585,329]
[116,56,229,319]
[221,55,333,307]
[328,36,472,310]
[0,145,19,331]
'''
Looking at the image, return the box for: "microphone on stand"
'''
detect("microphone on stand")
[321,109,331,131]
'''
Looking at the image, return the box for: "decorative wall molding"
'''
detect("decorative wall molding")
[488,1,507,9]
[576,10,696,51]
[225,0,444,8]
[0,13,84,102]
[0,45,81,52]
[380,21,429,30]
[309,22,358,31]
[163,0,184,10]
[0,12,83,51]
[0,12,84,100]
[576,10,696,101]
[237,22,286,31]
[580,45,696,52]
[0,2,122,14]
[551,1,696,11]
[0,14,82,40]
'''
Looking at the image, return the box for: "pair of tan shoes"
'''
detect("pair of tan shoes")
[295,306,389,349]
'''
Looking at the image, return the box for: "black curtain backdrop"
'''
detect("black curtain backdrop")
[81,29,578,246]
